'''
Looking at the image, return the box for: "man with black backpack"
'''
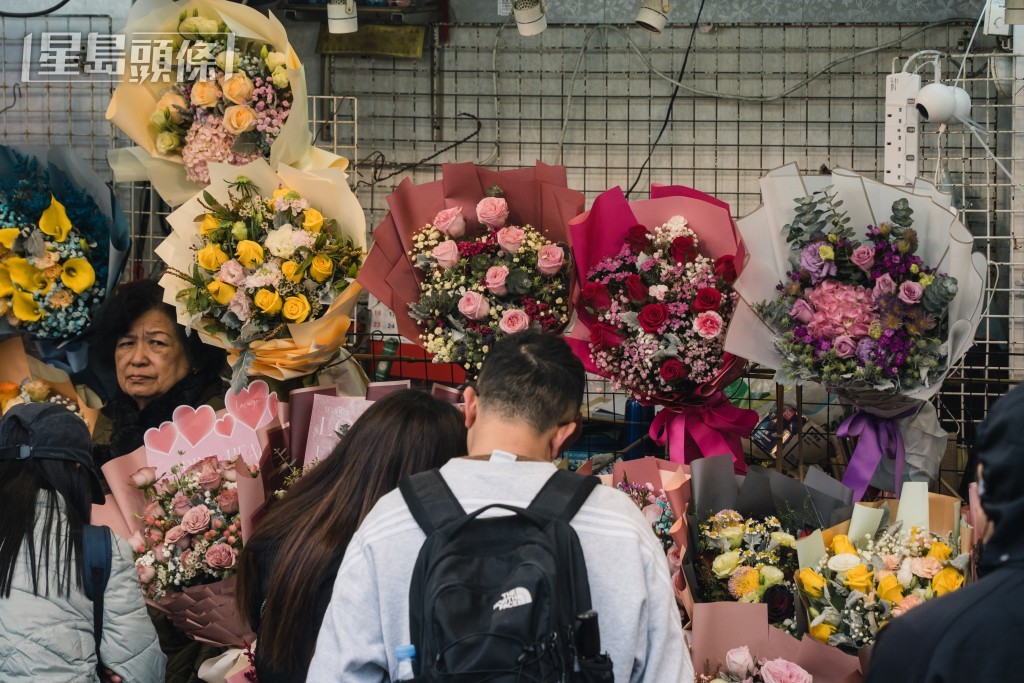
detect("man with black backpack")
[308,331,693,683]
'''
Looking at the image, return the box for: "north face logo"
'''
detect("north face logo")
[493,587,533,611]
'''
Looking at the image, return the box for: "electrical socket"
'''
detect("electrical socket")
[883,72,921,186]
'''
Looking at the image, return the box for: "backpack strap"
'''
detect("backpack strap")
[527,470,599,523]
[82,524,112,665]
[399,470,467,536]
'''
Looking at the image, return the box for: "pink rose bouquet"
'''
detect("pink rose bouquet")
[698,647,811,683]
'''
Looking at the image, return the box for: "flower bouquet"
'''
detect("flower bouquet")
[357,161,585,377]
[156,158,366,388]
[698,646,812,683]
[727,165,986,498]
[617,475,677,552]
[0,146,129,366]
[567,185,756,471]
[106,0,340,206]
[0,337,100,431]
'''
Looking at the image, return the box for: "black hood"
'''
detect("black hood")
[976,382,1024,570]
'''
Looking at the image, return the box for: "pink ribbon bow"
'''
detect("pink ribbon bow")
[648,391,758,474]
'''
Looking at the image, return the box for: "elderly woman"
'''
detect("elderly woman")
[91,279,226,466]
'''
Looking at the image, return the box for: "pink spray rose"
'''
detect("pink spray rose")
[833,335,857,358]
[205,543,237,570]
[433,207,466,237]
[898,280,924,305]
[893,594,924,616]
[873,273,897,300]
[880,553,901,570]
[496,227,525,253]
[137,565,156,584]
[760,658,812,683]
[499,309,530,334]
[197,461,222,491]
[476,197,510,228]
[164,525,192,549]
[910,556,943,579]
[431,240,460,268]
[217,259,246,286]
[694,311,724,339]
[485,265,509,296]
[723,646,755,678]
[129,467,157,488]
[536,244,565,276]
[850,245,875,271]
[216,488,239,515]
[171,492,192,518]
[789,299,814,324]
[457,291,490,321]
[181,504,212,534]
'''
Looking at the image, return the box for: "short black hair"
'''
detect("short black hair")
[475,330,585,433]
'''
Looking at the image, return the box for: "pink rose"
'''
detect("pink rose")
[880,553,901,570]
[143,501,165,521]
[431,240,460,268]
[485,265,509,296]
[171,492,192,518]
[476,197,510,228]
[910,556,943,579]
[137,564,156,584]
[873,273,897,300]
[833,335,857,358]
[898,280,924,305]
[760,658,812,683]
[216,488,239,515]
[152,544,172,562]
[850,245,875,271]
[197,461,222,492]
[129,467,157,488]
[165,525,192,549]
[217,259,246,286]
[220,461,238,482]
[724,646,755,678]
[148,528,164,544]
[496,227,525,253]
[893,594,924,616]
[457,291,490,321]
[694,310,724,339]
[179,550,192,566]
[536,244,565,276]
[181,504,212,534]
[789,299,814,324]
[499,309,530,334]
[433,207,466,237]
[205,542,237,570]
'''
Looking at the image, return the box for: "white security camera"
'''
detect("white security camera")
[915,82,971,125]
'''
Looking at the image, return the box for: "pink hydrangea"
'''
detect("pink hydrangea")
[804,280,875,340]
[181,116,260,185]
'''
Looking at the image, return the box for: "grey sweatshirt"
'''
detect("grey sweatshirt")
[307,458,694,683]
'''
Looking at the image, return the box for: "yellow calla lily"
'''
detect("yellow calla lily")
[61,258,95,294]
[0,264,12,297]
[7,257,46,293]
[11,289,41,322]
[0,228,18,251]
[39,196,73,243]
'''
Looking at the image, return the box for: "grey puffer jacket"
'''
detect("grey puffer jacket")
[0,498,166,682]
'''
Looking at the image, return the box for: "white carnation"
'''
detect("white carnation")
[264,225,300,258]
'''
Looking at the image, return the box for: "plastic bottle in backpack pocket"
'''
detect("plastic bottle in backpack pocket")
[395,643,416,681]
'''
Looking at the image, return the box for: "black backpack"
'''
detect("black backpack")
[82,524,112,670]
[399,468,614,682]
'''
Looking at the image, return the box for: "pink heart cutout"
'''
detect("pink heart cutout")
[226,381,270,431]
[144,422,178,455]
[172,404,217,446]
[215,414,236,437]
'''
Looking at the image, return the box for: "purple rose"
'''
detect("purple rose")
[850,245,875,271]
[833,335,857,358]
[800,243,836,283]
[856,337,876,364]
[873,273,897,300]
[898,280,924,305]
[789,299,814,324]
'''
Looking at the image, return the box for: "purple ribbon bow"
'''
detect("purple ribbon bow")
[838,410,913,501]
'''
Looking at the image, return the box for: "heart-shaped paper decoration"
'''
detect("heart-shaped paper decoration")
[226,380,271,431]
[215,414,236,437]
[144,422,178,455]
[172,404,217,446]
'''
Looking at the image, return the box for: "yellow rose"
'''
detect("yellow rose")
[309,255,334,283]
[818,244,835,260]
[798,568,826,599]
[281,260,302,283]
[830,534,857,556]
[0,228,17,250]
[190,80,221,108]
[711,550,741,579]
[877,573,904,603]
[206,280,235,306]
[281,293,311,323]
[60,258,95,294]
[235,240,264,269]
[931,567,964,596]
[927,541,952,562]
[39,196,72,242]
[200,214,220,236]
[809,622,836,644]
[843,564,874,594]
[222,72,255,104]
[197,243,229,272]
[222,105,257,136]
[254,288,283,316]
[302,208,324,233]
[7,257,46,292]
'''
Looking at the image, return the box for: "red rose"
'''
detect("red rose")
[637,303,669,333]
[714,255,738,284]
[590,322,624,349]
[625,274,648,302]
[693,287,723,312]
[581,282,611,311]
[625,224,652,254]
[659,358,689,382]
[670,236,698,264]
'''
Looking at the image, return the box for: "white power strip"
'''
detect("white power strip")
[883,72,921,186]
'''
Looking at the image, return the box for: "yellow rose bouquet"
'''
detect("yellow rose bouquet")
[157,159,365,388]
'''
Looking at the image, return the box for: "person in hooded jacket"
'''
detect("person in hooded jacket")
[866,382,1024,682]
[0,402,165,682]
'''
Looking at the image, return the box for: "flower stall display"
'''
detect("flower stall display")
[567,185,756,471]
[357,161,585,377]
[106,0,340,206]
[727,165,986,498]
[0,146,128,366]
[156,158,365,388]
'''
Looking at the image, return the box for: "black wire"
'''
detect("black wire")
[0,0,73,18]
[625,0,708,199]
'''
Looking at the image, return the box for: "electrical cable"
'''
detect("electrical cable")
[953,2,987,88]
[0,0,73,18]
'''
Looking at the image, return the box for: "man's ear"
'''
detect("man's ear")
[462,386,479,430]
[549,417,581,460]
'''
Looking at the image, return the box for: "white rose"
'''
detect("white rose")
[826,552,861,574]
[896,557,914,588]
[723,646,755,678]
[265,50,287,71]
[271,67,289,90]
[264,225,299,259]
[179,16,219,38]
[155,131,181,155]
[760,565,785,588]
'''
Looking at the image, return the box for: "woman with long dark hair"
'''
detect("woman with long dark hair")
[236,389,466,682]
[0,402,165,681]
